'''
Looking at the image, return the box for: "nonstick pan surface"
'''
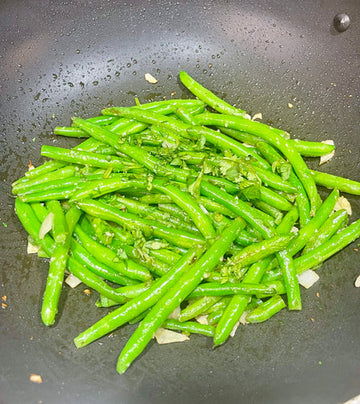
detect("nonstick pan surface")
[0,1,359,403]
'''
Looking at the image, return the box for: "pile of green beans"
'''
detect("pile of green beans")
[12,71,360,374]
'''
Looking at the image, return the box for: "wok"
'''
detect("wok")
[0,1,359,403]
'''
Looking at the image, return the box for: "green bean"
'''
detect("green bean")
[70,239,138,286]
[74,247,203,348]
[187,126,271,170]
[221,128,334,157]
[263,217,360,282]
[137,98,206,111]
[74,224,152,282]
[15,198,55,256]
[207,309,225,325]
[76,198,205,249]
[252,200,283,225]
[41,200,69,326]
[54,127,89,138]
[210,213,257,246]
[118,244,171,278]
[41,146,141,171]
[102,106,191,139]
[21,161,67,182]
[188,282,277,298]
[107,195,200,234]
[179,71,248,117]
[12,166,78,194]
[67,257,128,304]
[227,235,292,270]
[255,140,311,225]
[116,218,243,373]
[153,179,216,240]
[140,193,237,219]
[73,118,240,195]
[105,221,134,246]
[246,295,286,323]
[86,115,120,125]
[204,297,232,314]
[293,218,360,274]
[310,170,360,195]
[302,209,348,255]
[174,106,198,125]
[275,206,299,235]
[148,249,182,266]
[95,295,121,308]
[18,185,78,203]
[242,182,294,212]
[157,203,193,222]
[178,296,222,322]
[15,138,102,184]
[69,177,147,203]
[30,202,52,226]
[195,113,319,215]
[287,189,339,256]
[213,207,299,346]
[162,319,215,337]
[292,139,335,157]
[220,128,264,145]
[200,181,274,239]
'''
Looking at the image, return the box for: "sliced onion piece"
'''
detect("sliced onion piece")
[355,275,360,288]
[154,328,189,344]
[252,112,263,121]
[27,237,41,254]
[297,270,319,289]
[145,73,158,84]
[334,196,352,216]
[239,311,250,325]
[230,320,240,337]
[65,274,82,288]
[195,314,209,325]
[319,140,335,165]
[167,306,181,320]
[39,212,54,239]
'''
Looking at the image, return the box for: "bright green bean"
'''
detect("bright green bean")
[74,247,203,348]
[116,218,243,373]
[246,295,286,323]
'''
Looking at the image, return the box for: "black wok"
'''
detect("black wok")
[0,1,359,403]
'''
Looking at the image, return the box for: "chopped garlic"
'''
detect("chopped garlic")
[230,320,240,337]
[334,196,352,216]
[27,237,41,254]
[195,315,209,325]
[355,275,360,288]
[252,112,263,121]
[39,212,54,239]
[168,306,181,320]
[343,394,360,404]
[65,274,82,288]
[30,374,43,384]
[145,73,158,84]
[319,140,335,165]
[239,311,250,325]
[154,328,189,344]
[297,270,320,289]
